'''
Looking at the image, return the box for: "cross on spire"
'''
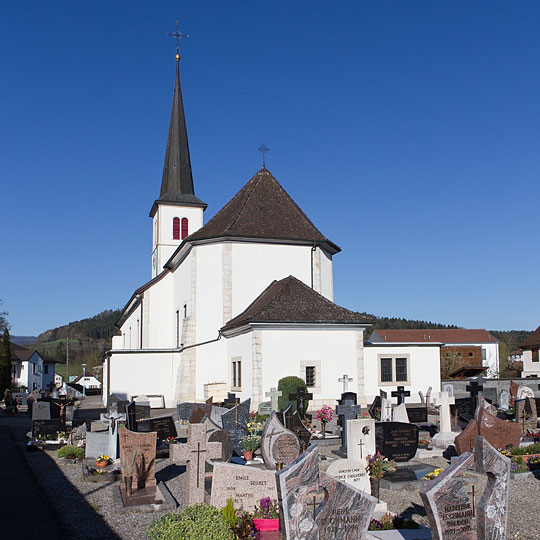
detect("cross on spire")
[167,20,189,60]
[258,143,269,168]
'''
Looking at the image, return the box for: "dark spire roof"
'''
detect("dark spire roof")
[221,275,369,332]
[150,60,206,217]
[185,168,340,253]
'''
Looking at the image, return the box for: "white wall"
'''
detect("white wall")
[521,349,540,377]
[363,345,441,405]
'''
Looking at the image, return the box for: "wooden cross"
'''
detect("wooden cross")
[391,386,411,405]
[171,424,222,506]
[289,387,313,419]
[468,485,476,517]
[265,387,282,411]
[338,374,354,393]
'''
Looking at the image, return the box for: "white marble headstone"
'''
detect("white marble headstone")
[499,389,509,411]
[32,401,51,420]
[392,403,410,423]
[380,396,392,421]
[517,386,535,400]
[326,458,370,494]
[346,418,375,465]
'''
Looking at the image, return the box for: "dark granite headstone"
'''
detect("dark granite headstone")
[375,421,419,462]
[451,397,475,422]
[368,396,382,420]
[136,415,177,440]
[32,419,62,439]
[482,387,497,405]
[135,404,150,420]
[221,398,251,456]
[337,392,362,453]
[125,401,137,432]
[202,415,232,463]
[405,405,428,423]
[176,402,197,422]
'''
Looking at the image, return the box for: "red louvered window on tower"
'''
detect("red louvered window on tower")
[173,217,180,240]
[181,218,188,239]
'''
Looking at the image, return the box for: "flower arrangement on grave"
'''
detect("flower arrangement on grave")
[56,445,85,460]
[418,439,431,449]
[368,513,419,531]
[56,430,67,442]
[252,497,279,531]
[528,431,540,443]
[240,434,260,459]
[316,405,332,438]
[422,468,444,480]
[95,454,112,468]
[365,452,396,500]
[527,455,540,470]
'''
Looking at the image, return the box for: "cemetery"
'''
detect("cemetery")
[2,373,539,540]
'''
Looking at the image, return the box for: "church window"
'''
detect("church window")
[232,357,242,389]
[379,355,410,385]
[380,358,393,382]
[395,358,407,382]
[181,217,188,239]
[173,217,180,240]
[305,366,316,387]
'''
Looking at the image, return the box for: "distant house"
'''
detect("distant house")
[9,342,60,391]
[54,373,64,387]
[369,329,499,377]
[519,326,540,378]
[72,374,102,391]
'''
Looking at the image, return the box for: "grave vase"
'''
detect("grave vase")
[321,422,326,439]
[369,477,380,501]
[243,451,253,461]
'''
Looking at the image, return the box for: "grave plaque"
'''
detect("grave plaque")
[346,418,375,465]
[326,458,370,493]
[118,427,157,506]
[85,431,109,459]
[210,462,278,510]
[137,415,177,440]
[261,412,300,470]
[32,401,51,420]
[221,398,251,456]
[499,389,510,411]
[375,422,419,462]
[32,419,61,439]
[257,401,273,416]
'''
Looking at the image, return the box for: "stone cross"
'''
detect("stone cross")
[338,374,354,393]
[432,391,455,434]
[265,387,282,411]
[336,394,362,452]
[289,387,313,419]
[171,423,222,506]
[391,386,411,405]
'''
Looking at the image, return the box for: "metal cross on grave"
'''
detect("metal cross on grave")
[391,386,411,406]
[171,423,222,506]
[338,374,354,393]
[289,387,313,419]
[265,387,282,411]
[336,393,362,452]
[468,485,476,517]
[223,393,241,425]
[357,439,365,459]
[466,380,483,410]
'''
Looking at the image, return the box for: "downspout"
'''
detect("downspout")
[310,243,318,289]
[180,331,222,352]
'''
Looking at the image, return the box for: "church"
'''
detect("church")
[103,53,441,410]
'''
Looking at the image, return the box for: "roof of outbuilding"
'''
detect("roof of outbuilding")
[221,275,370,332]
[369,329,498,344]
[185,168,340,253]
[520,326,540,349]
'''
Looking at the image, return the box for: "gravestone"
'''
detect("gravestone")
[375,422,419,462]
[203,414,232,463]
[380,390,393,422]
[515,397,537,436]
[451,397,475,422]
[482,387,497,405]
[137,415,177,440]
[336,392,362,453]
[465,380,483,412]
[209,405,228,427]
[85,431,109,459]
[517,385,535,400]
[391,386,410,405]
[289,386,313,420]
[70,423,87,446]
[368,395,381,421]
[109,394,129,413]
[261,411,300,470]
[346,418,375,465]
[509,380,519,406]
[283,409,312,453]
[99,408,126,459]
[277,445,377,540]
[392,403,409,423]
[265,387,282,411]
[442,384,454,398]
[421,435,510,540]
[221,398,250,456]
[170,423,222,505]
[118,427,157,506]
[223,392,240,409]
[431,391,456,449]
[210,462,278,511]
[177,402,197,422]
[32,401,51,420]
[499,389,510,411]
[405,406,428,423]
[133,395,151,420]
[326,458,370,493]
[125,401,137,432]
[338,374,354,393]
[32,419,62,439]
[257,401,272,416]
[189,397,214,424]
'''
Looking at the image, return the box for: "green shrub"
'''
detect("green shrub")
[277,376,309,413]
[56,446,85,459]
[147,504,235,540]
[222,498,238,529]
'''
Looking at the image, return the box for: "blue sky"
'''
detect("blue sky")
[1,1,539,335]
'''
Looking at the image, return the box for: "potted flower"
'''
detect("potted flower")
[95,455,112,469]
[240,434,260,461]
[418,439,431,450]
[253,497,279,531]
[316,405,333,439]
[365,453,396,500]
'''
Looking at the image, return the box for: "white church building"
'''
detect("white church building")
[103,55,441,409]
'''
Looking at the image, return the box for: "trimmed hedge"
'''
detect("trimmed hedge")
[56,445,85,459]
[277,376,309,413]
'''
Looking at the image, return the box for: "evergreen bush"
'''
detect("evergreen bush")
[147,503,235,540]
[56,446,85,459]
[277,376,309,413]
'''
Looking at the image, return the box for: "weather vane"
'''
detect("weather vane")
[167,20,189,60]
[258,143,269,168]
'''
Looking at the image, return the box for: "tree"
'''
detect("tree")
[0,328,12,395]
[0,300,9,333]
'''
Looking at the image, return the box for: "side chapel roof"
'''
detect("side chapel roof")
[221,275,369,332]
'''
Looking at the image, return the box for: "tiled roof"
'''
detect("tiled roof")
[8,343,62,363]
[369,329,498,344]
[520,326,540,349]
[221,275,369,332]
[186,168,340,253]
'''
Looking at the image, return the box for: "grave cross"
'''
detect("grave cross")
[432,391,455,433]
[468,485,476,517]
[309,495,318,519]
[289,387,313,419]
[171,424,222,506]
[391,386,411,405]
[466,380,483,409]
[265,387,282,411]
[336,395,362,452]
[338,374,354,393]
[357,439,364,459]
[224,393,241,425]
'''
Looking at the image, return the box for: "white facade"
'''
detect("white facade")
[521,349,540,377]
[11,351,56,391]
[74,375,102,390]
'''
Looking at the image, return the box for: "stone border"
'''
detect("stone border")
[510,470,540,480]
[112,482,176,513]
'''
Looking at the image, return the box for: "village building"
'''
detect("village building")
[103,55,442,409]
[519,325,540,378]
[9,342,58,391]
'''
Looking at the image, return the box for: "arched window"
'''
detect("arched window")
[181,218,188,239]
[173,217,180,240]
